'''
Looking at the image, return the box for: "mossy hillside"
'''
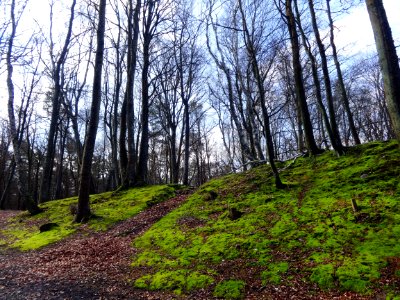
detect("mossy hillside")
[131,140,400,297]
[0,185,176,251]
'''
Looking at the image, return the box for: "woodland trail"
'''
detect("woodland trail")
[0,193,189,300]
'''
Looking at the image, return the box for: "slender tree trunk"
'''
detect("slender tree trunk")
[0,160,15,209]
[182,96,190,185]
[6,0,40,214]
[75,0,106,223]
[307,0,344,154]
[294,0,337,153]
[326,0,360,145]
[125,0,142,187]
[285,0,321,155]
[238,0,284,188]
[135,1,153,186]
[206,22,255,164]
[119,96,128,187]
[40,0,77,203]
[366,0,400,140]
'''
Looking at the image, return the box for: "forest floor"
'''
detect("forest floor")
[0,194,189,300]
[0,195,378,300]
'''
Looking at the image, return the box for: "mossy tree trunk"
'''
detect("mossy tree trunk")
[366,0,400,140]
[75,0,106,223]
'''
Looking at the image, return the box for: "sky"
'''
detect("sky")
[333,0,400,56]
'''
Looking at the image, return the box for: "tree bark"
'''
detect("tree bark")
[6,0,41,214]
[307,0,344,154]
[238,0,284,188]
[75,0,106,223]
[135,0,155,186]
[326,0,360,145]
[40,0,77,203]
[285,0,321,155]
[366,0,400,140]
[125,0,142,187]
[294,0,337,153]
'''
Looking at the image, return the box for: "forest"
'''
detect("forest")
[1,0,400,298]
[0,0,399,218]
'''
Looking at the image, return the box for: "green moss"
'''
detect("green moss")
[128,140,400,296]
[134,270,213,294]
[213,280,245,299]
[0,185,176,250]
[261,262,289,285]
[310,264,335,289]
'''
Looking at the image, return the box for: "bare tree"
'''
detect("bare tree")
[6,0,40,214]
[282,0,321,155]
[40,0,77,203]
[237,0,284,188]
[75,0,106,222]
[326,0,360,145]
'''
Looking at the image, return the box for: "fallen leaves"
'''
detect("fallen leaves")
[0,194,188,299]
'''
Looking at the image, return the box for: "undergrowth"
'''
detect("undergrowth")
[131,140,400,298]
[0,185,177,250]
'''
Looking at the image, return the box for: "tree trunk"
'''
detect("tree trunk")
[307,0,344,154]
[206,21,256,165]
[40,0,77,203]
[238,0,284,188]
[366,0,400,140]
[326,0,360,145]
[6,0,41,214]
[75,0,106,223]
[294,0,337,153]
[135,0,154,186]
[285,0,321,155]
[125,0,142,187]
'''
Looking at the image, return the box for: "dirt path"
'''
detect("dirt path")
[0,194,189,300]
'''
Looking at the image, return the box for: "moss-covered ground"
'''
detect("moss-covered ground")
[131,140,400,298]
[0,185,177,251]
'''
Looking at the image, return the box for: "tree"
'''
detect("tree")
[306,0,344,154]
[293,0,336,153]
[283,0,321,155]
[206,3,256,167]
[6,0,41,214]
[40,0,77,203]
[366,0,400,140]
[237,0,284,188]
[135,0,165,185]
[75,0,106,222]
[124,0,142,188]
[326,0,360,145]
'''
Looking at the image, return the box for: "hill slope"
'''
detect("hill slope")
[131,140,400,299]
[0,185,177,250]
[0,140,399,299]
